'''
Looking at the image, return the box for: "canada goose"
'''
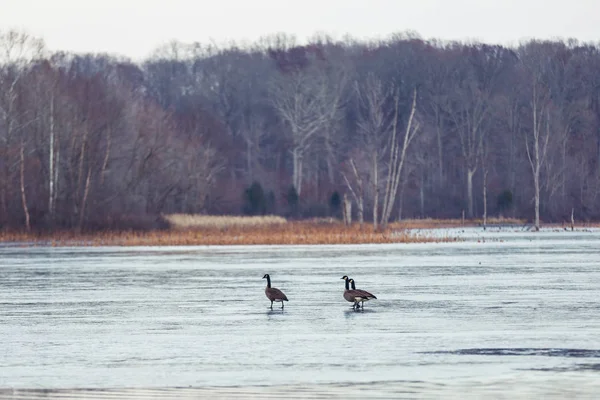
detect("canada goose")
[349,278,377,309]
[263,274,288,309]
[341,275,362,309]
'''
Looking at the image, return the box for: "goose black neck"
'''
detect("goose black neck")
[350,280,356,290]
[344,278,349,290]
[265,275,271,288]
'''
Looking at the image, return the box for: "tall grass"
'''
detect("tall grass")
[163,214,287,229]
[2,216,594,247]
[0,218,457,246]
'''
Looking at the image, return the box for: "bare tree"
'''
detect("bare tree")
[380,88,420,228]
[269,52,343,195]
[198,48,275,184]
[525,75,551,231]
[350,74,395,229]
[0,30,44,228]
[442,45,513,219]
[520,41,568,230]
[449,87,488,220]
[518,46,546,228]
[29,61,62,225]
[342,158,364,226]
[481,141,489,229]
[421,49,453,186]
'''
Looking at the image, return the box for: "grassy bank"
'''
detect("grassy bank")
[0,215,482,246]
[1,216,550,247]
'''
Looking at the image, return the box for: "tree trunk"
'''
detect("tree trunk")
[525,84,549,233]
[324,133,336,185]
[76,125,89,219]
[534,169,540,231]
[100,126,112,185]
[530,108,543,232]
[436,115,444,184]
[343,193,352,225]
[342,159,364,226]
[357,195,364,226]
[372,152,379,231]
[54,132,61,218]
[482,169,488,230]
[48,93,55,221]
[78,167,92,232]
[420,171,425,218]
[480,133,489,229]
[20,140,31,231]
[292,147,303,196]
[397,176,406,222]
[467,168,475,219]
[353,160,364,226]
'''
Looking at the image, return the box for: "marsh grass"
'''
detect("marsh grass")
[0,218,459,246]
[0,216,538,247]
[0,215,593,247]
[164,214,287,229]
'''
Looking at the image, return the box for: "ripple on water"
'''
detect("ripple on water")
[425,348,600,358]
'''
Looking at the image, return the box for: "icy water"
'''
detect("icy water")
[2,228,600,399]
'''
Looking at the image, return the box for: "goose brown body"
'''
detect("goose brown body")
[263,274,288,309]
[349,278,377,308]
[341,275,367,309]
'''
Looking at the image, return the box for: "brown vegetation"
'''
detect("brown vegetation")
[163,214,287,229]
[2,215,595,247]
[0,218,462,247]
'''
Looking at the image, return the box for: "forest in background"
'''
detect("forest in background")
[1,29,600,231]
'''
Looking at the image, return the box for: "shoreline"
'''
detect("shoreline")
[0,218,591,247]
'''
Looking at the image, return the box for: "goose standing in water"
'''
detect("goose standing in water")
[341,275,364,309]
[263,274,288,309]
[349,278,377,309]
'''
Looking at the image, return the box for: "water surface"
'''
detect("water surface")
[1,228,600,398]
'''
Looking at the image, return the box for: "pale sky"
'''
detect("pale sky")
[1,0,599,60]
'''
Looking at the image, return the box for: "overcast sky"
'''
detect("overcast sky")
[1,0,599,60]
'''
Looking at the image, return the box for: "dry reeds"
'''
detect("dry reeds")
[163,214,287,229]
[0,219,458,247]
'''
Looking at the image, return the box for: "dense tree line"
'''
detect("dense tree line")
[1,30,600,231]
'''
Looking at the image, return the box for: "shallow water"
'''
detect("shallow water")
[1,228,600,398]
